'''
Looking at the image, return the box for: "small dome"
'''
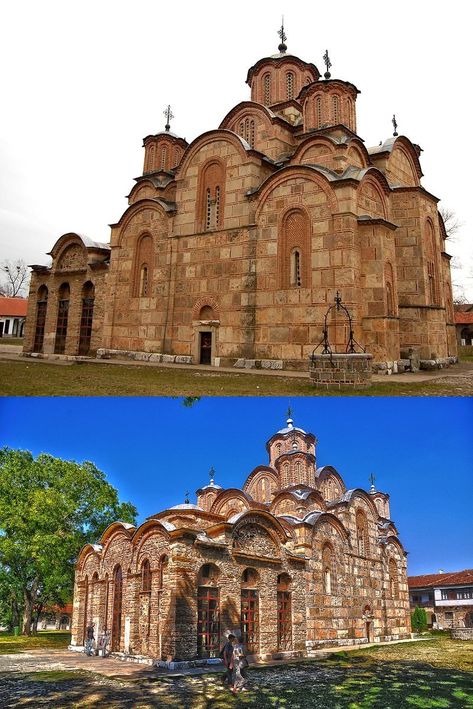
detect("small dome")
[169,503,203,511]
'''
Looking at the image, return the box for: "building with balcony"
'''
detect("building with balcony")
[408,569,473,629]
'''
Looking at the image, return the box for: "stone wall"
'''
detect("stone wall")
[309,353,373,389]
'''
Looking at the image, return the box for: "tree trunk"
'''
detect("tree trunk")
[22,587,36,635]
[32,603,43,634]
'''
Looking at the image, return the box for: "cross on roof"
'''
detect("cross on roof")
[278,17,287,53]
[163,104,174,132]
[369,473,376,489]
[392,114,398,137]
[323,49,332,79]
[209,466,215,484]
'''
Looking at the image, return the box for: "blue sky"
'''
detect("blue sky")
[0,397,471,576]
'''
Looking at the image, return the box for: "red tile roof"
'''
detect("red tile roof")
[408,569,473,588]
[0,297,28,317]
[455,312,473,325]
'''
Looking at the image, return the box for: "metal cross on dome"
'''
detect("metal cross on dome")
[163,105,174,132]
[369,473,376,490]
[323,49,332,79]
[209,466,215,484]
[392,114,398,137]
[278,17,287,53]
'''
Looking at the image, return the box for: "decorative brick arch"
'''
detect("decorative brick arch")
[278,207,311,289]
[357,173,389,220]
[255,166,338,220]
[192,297,220,321]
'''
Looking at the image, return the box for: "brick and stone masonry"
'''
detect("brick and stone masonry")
[70,416,411,664]
[24,34,456,371]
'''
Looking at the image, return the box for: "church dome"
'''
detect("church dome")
[246,26,319,108]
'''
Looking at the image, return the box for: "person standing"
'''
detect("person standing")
[84,621,95,656]
[220,633,235,686]
[231,635,249,694]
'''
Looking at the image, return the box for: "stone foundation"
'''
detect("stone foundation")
[309,353,373,389]
[96,348,193,365]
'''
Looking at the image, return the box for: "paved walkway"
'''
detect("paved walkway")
[1,344,472,384]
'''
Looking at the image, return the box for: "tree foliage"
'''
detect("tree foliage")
[0,448,137,633]
[411,606,428,632]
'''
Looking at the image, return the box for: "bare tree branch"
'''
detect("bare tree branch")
[1,260,30,298]
[439,207,462,240]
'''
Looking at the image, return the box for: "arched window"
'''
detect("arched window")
[141,559,151,593]
[315,96,322,128]
[146,144,155,172]
[158,555,168,591]
[426,221,439,305]
[241,568,259,653]
[174,147,182,166]
[238,117,256,148]
[332,95,340,123]
[322,544,337,595]
[388,558,398,599]
[78,281,95,355]
[286,71,295,100]
[356,510,369,557]
[54,282,70,354]
[199,161,225,231]
[33,285,48,353]
[280,209,310,289]
[133,234,153,297]
[197,563,220,658]
[277,573,292,651]
[263,73,271,104]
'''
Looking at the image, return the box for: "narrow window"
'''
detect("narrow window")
[388,558,398,599]
[316,96,322,128]
[215,186,220,228]
[292,249,302,287]
[250,120,255,148]
[160,146,167,170]
[286,71,294,100]
[332,95,340,123]
[356,511,369,557]
[140,265,149,296]
[263,73,271,104]
[241,569,259,654]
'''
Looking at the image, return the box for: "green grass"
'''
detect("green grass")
[0,636,472,707]
[0,359,470,396]
[0,630,71,654]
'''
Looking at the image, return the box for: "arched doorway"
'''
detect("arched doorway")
[197,563,220,658]
[111,566,123,651]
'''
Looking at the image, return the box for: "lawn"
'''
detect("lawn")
[0,631,71,654]
[1,359,472,396]
[0,636,471,707]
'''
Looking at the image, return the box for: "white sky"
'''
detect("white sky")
[1,0,471,298]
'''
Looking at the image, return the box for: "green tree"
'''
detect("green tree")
[0,448,137,635]
[411,606,428,632]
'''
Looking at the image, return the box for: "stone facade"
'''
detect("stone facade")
[24,38,456,369]
[71,417,411,663]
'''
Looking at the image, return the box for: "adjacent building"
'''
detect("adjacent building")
[0,296,27,338]
[24,32,456,370]
[408,569,473,629]
[71,416,410,664]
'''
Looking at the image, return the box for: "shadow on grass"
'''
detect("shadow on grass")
[1,656,473,708]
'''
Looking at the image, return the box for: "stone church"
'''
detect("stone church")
[70,417,410,664]
[24,32,456,370]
